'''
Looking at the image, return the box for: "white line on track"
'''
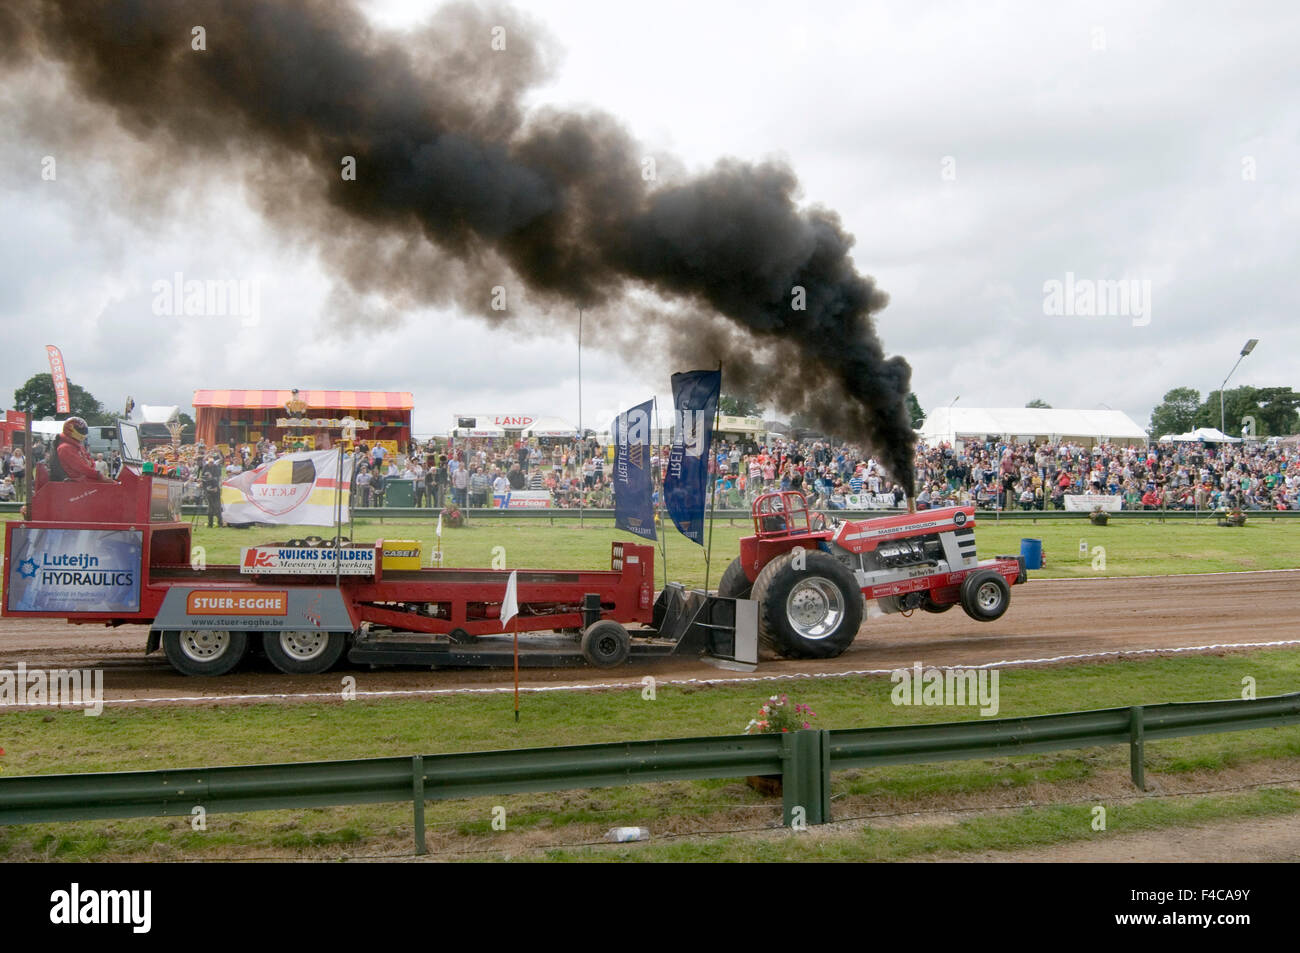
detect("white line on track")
[1031,568,1300,582]
[17,637,1299,709]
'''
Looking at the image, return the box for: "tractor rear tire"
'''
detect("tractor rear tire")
[162,629,248,677]
[717,557,752,599]
[581,620,631,668]
[959,570,1010,622]
[751,549,863,659]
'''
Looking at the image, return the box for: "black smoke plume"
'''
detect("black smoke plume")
[4,0,916,492]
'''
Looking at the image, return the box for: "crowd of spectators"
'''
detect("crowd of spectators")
[908,437,1299,512]
[695,433,1299,514]
[349,437,616,510]
[7,429,1293,517]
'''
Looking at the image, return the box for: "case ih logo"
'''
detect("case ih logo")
[186,590,288,615]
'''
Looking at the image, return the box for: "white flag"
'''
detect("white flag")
[500,570,518,627]
[436,513,442,538]
[220,449,352,526]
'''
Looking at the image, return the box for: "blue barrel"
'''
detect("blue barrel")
[1020,538,1043,570]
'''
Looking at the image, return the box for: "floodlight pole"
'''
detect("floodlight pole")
[1218,339,1258,437]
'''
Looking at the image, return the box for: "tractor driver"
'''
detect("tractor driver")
[48,417,115,484]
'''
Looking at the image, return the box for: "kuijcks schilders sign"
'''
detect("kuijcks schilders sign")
[239,544,377,575]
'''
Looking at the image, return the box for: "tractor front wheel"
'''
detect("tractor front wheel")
[959,570,1010,622]
[751,550,863,659]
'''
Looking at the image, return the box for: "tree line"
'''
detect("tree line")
[1147,385,1299,438]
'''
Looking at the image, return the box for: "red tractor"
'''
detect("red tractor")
[717,491,1027,659]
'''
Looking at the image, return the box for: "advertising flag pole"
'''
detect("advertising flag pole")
[703,362,723,592]
[501,570,520,721]
[334,444,344,588]
[654,396,668,590]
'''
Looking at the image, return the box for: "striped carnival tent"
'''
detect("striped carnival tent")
[193,389,414,450]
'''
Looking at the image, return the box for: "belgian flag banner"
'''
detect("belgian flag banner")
[220,449,352,526]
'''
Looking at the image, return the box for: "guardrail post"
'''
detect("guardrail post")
[412,755,427,855]
[1128,707,1146,791]
[782,730,830,827]
[817,729,831,823]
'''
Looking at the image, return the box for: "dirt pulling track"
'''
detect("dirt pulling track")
[3,570,1299,707]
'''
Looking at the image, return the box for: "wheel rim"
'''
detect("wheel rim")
[179,629,232,662]
[977,581,1003,611]
[278,630,329,661]
[785,577,844,639]
[596,635,618,658]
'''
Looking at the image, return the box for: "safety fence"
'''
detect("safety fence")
[1,691,1296,853]
[197,505,1300,521]
[2,501,1297,522]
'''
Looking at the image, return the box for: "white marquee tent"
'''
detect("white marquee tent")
[1157,427,1241,444]
[451,413,578,439]
[918,407,1148,448]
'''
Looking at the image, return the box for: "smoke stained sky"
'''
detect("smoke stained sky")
[1,1,1297,458]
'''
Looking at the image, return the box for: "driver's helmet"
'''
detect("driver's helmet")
[62,417,90,443]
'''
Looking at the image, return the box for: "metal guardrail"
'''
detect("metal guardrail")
[2,501,1297,521]
[212,506,1300,521]
[0,692,1296,852]
[827,692,1300,789]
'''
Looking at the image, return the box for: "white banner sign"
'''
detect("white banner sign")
[221,449,352,526]
[494,490,552,509]
[1062,493,1123,512]
[843,492,899,509]
[240,544,376,575]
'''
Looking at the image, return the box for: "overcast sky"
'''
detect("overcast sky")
[3,0,1297,438]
